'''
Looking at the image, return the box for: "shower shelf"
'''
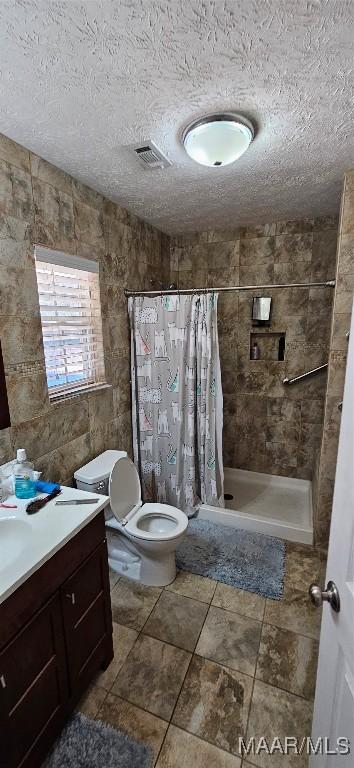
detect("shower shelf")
[250,331,286,361]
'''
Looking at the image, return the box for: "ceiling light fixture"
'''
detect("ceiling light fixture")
[182,113,255,168]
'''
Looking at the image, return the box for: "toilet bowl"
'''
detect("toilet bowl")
[74,451,188,587]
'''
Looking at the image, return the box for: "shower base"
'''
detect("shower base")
[199,467,313,544]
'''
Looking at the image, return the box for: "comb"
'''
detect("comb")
[26,487,62,515]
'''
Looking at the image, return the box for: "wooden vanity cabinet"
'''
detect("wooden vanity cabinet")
[0,512,113,768]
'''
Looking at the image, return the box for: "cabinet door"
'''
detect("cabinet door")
[0,594,68,768]
[61,542,112,700]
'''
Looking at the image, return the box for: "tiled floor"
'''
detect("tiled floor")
[79,543,326,767]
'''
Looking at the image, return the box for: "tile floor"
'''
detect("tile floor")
[79,543,326,767]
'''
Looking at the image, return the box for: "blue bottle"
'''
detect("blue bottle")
[14,449,36,499]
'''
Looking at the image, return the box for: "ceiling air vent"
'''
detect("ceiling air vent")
[132,140,171,170]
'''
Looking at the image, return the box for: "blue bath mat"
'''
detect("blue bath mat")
[44,712,153,768]
[176,518,285,599]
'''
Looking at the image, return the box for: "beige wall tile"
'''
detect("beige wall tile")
[0,159,15,216]
[276,217,314,235]
[240,262,274,285]
[166,209,337,490]
[6,368,49,425]
[341,190,354,234]
[170,232,208,246]
[208,266,238,288]
[205,241,239,270]
[240,222,276,238]
[0,131,163,478]
[74,199,104,250]
[112,379,131,418]
[275,233,313,263]
[36,432,92,483]
[0,160,34,222]
[32,176,75,249]
[240,236,275,265]
[331,312,351,350]
[0,238,34,269]
[0,134,30,172]
[88,386,114,428]
[0,316,44,366]
[207,227,241,242]
[72,178,105,210]
[313,172,354,546]
[311,228,338,281]
[274,259,312,284]
[265,441,297,469]
[0,428,13,464]
[335,232,354,274]
[30,153,72,196]
[313,214,338,231]
[12,397,90,459]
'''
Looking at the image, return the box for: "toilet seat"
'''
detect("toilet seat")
[109,456,187,542]
[125,503,188,541]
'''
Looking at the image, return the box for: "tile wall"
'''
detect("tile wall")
[169,217,338,481]
[313,170,354,548]
[0,128,346,548]
[0,132,167,485]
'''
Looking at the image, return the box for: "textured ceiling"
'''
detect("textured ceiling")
[0,0,353,234]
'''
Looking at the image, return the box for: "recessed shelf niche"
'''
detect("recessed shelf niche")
[250,331,286,361]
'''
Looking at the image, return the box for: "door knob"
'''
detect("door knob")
[309,580,340,613]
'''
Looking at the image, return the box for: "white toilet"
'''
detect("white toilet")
[74,450,188,587]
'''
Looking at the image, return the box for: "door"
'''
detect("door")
[0,594,68,768]
[311,307,354,765]
[61,542,112,700]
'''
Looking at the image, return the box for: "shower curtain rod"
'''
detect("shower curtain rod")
[124,279,335,297]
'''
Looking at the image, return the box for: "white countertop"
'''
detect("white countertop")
[0,485,109,605]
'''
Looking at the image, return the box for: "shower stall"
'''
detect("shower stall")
[126,216,338,546]
[199,467,313,544]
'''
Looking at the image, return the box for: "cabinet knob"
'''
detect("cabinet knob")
[66,592,76,605]
[0,675,6,689]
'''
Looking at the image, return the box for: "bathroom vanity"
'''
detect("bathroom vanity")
[0,488,113,768]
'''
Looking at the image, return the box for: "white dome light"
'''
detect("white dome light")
[182,113,255,167]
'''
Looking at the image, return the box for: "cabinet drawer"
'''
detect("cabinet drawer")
[0,594,68,768]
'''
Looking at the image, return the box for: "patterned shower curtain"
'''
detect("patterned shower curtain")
[128,292,224,516]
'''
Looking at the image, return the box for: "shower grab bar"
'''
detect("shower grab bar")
[283,363,328,386]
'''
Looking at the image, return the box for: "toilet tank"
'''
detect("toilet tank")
[74,450,127,495]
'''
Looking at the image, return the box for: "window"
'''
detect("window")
[35,247,106,397]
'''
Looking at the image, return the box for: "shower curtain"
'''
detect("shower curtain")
[128,292,224,516]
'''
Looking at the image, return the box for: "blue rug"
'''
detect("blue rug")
[45,712,153,768]
[176,518,285,599]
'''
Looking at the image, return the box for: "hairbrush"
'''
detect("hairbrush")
[26,487,62,515]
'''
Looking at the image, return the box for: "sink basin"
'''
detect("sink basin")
[0,518,32,572]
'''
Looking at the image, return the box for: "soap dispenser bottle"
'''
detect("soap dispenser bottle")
[250,341,260,360]
[14,449,35,499]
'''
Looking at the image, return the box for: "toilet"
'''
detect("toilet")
[74,450,188,587]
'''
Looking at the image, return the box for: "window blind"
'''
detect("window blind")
[35,247,106,396]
